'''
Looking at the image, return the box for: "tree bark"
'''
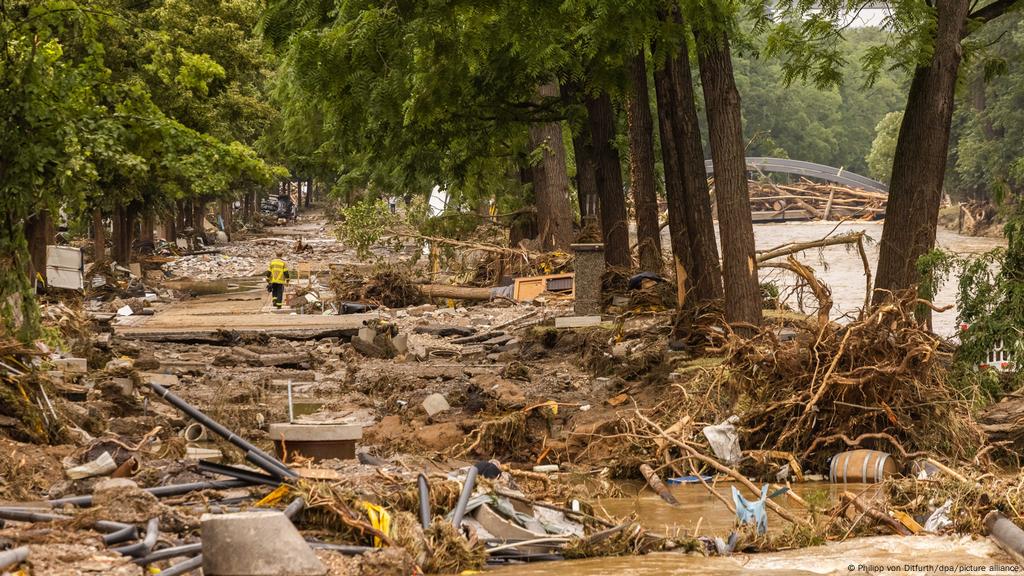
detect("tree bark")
[527,82,575,252]
[192,200,207,244]
[626,50,664,274]
[112,206,126,264]
[306,179,313,207]
[653,53,696,300]
[572,126,599,225]
[92,210,106,262]
[24,211,52,286]
[668,13,724,302]
[586,91,631,268]
[873,0,971,307]
[695,27,762,328]
[140,210,155,254]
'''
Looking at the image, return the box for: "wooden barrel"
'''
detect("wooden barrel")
[829,450,898,483]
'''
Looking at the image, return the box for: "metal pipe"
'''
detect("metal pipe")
[134,543,202,566]
[287,380,294,423]
[102,525,138,545]
[307,542,374,555]
[148,382,295,478]
[47,479,252,507]
[0,546,29,571]
[0,508,132,533]
[196,461,281,487]
[417,473,431,528]
[284,497,305,520]
[111,518,159,557]
[451,466,477,529]
[156,554,202,576]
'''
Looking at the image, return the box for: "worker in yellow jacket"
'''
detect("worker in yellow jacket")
[265,252,290,308]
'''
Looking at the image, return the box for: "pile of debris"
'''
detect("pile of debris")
[162,253,261,280]
[747,178,887,221]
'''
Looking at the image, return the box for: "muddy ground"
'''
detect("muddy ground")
[1,209,1021,575]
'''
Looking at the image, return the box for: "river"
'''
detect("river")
[487,483,1013,575]
[667,221,1006,337]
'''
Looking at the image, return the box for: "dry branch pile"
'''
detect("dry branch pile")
[747,179,887,221]
[330,265,425,308]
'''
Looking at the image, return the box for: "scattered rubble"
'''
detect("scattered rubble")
[2,213,1022,574]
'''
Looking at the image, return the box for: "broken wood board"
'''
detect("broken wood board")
[114,312,377,343]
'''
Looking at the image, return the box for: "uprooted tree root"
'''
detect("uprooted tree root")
[731,292,985,464]
[331,264,424,308]
[885,468,1024,534]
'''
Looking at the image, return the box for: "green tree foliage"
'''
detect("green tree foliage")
[735,27,906,174]
[866,111,904,182]
[0,0,282,339]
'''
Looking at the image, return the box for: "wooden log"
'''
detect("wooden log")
[840,491,909,535]
[640,463,679,506]
[419,284,493,301]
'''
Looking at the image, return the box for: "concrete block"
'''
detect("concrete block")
[139,372,179,387]
[422,393,450,417]
[393,333,409,355]
[52,357,87,373]
[357,326,376,344]
[554,316,602,329]
[201,510,326,576]
[269,423,362,461]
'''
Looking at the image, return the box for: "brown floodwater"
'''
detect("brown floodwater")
[661,221,1006,337]
[488,482,1012,575]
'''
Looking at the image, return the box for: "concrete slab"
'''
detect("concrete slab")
[51,357,87,373]
[138,372,179,387]
[268,423,362,442]
[201,510,325,576]
[554,315,602,329]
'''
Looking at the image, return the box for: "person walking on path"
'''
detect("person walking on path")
[265,252,290,308]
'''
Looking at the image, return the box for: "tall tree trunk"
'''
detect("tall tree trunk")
[653,54,695,301]
[695,28,762,328]
[586,91,631,268]
[112,206,126,264]
[24,211,52,287]
[93,210,106,262]
[192,200,207,245]
[572,126,599,226]
[140,210,155,254]
[306,179,313,207]
[873,0,970,308]
[527,82,574,251]
[626,50,664,274]
[668,13,724,302]
[125,203,138,263]
[175,199,187,237]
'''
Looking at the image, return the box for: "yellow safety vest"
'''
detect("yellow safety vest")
[268,259,288,284]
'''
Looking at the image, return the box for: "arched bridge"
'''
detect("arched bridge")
[704,157,888,193]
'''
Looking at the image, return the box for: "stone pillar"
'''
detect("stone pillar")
[572,242,605,316]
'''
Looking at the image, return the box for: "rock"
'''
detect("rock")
[357,326,377,344]
[407,304,436,316]
[611,342,630,358]
[93,477,139,493]
[421,393,450,417]
[202,510,326,576]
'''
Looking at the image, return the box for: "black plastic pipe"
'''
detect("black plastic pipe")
[284,497,306,520]
[148,382,295,478]
[156,554,202,576]
[0,508,132,533]
[102,525,138,545]
[111,517,159,557]
[196,461,281,487]
[417,473,431,529]
[451,466,477,529]
[134,543,202,566]
[48,479,252,508]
